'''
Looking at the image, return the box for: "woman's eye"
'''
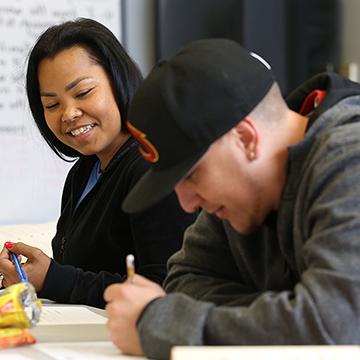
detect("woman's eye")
[76,88,93,98]
[44,103,58,109]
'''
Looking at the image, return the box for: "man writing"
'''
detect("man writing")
[104,39,360,359]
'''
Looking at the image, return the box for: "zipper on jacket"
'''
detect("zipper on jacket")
[60,237,66,261]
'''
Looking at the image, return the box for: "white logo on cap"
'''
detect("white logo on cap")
[250,52,271,70]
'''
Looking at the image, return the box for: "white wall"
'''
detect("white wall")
[341,0,360,64]
[341,0,360,81]
[124,0,156,76]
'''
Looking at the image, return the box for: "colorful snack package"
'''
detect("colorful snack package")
[0,282,42,329]
[0,328,36,348]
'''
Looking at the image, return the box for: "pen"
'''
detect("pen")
[4,242,28,283]
[10,252,28,283]
[126,254,135,283]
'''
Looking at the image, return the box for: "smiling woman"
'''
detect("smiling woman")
[0,18,197,308]
[38,46,127,170]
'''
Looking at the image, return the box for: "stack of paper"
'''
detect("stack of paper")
[31,306,109,342]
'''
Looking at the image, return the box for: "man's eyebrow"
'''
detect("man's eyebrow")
[40,76,93,97]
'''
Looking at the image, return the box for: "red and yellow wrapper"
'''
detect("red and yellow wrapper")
[0,282,41,349]
[0,328,36,348]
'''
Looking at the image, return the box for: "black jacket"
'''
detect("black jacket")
[39,137,196,308]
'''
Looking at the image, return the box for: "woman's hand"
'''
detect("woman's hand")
[0,242,51,291]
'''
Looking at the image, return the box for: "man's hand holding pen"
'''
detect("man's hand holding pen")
[104,258,165,356]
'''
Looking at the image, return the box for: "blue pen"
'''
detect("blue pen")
[4,242,28,283]
[10,252,28,283]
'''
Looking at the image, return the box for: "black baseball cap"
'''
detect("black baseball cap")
[123,38,274,213]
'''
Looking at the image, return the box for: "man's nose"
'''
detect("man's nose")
[175,181,203,213]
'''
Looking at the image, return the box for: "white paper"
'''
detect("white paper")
[38,306,107,326]
[34,342,146,360]
[171,345,360,360]
[0,355,30,360]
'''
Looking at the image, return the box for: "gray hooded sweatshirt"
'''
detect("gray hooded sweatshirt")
[137,73,360,359]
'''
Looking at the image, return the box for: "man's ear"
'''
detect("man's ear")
[232,117,259,161]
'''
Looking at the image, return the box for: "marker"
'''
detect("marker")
[126,254,135,283]
[4,242,28,283]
